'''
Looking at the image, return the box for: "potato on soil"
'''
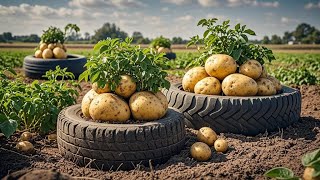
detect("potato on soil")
[260,65,268,78]
[239,60,262,80]
[89,93,130,122]
[115,75,137,98]
[194,77,221,95]
[42,49,53,59]
[39,43,47,51]
[157,47,171,53]
[205,54,237,80]
[303,167,320,180]
[256,78,276,96]
[16,141,34,154]
[267,75,282,91]
[81,89,98,118]
[92,82,111,94]
[129,91,168,121]
[197,127,217,146]
[222,73,258,96]
[214,139,228,153]
[190,142,212,161]
[182,67,209,92]
[20,132,33,141]
[48,133,57,141]
[34,50,42,58]
[48,43,55,50]
[53,47,67,59]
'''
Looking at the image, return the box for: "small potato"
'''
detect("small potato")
[214,139,228,153]
[81,89,98,118]
[260,65,268,78]
[157,47,171,53]
[115,75,137,98]
[194,77,221,95]
[92,82,111,94]
[256,78,276,96]
[205,54,237,80]
[16,141,34,154]
[34,50,42,58]
[303,167,320,180]
[42,49,53,59]
[267,75,282,91]
[48,133,57,141]
[39,43,48,51]
[197,127,217,146]
[129,91,168,121]
[239,60,262,80]
[182,67,209,92]
[190,142,212,161]
[53,47,67,59]
[48,43,55,50]
[20,132,33,141]
[89,93,130,122]
[222,73,258,96]
[55,42,63,48]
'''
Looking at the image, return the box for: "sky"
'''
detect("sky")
[0,0,319,40]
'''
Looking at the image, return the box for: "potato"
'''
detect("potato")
[89,93,130,122]
[260,65,268,78]
[92,82,111,94]
[55,42,63,48]
[205,54,237,80]
[194,77,221,95]
[222,73,258,96]
[182,67,209,92]
[48,43,55,50]
[20,132,33,141]
[115,75,137,98]
[39,43,47,51]
[129,91,168,121]
[303,167,320,180]
[62,44,67,52]
[157,47,171,53]
[267,75,282,91]
[190,142,212,161]
[16,141,34,154]
[197,127,217,146]
[81,89,98,118]
[214,139,228,153]
[48,133,57,141]
[42,49,53,59]
[239,60,262,80]
[34,50,42,58]
[53,47,67,59]
[256,78,276,96]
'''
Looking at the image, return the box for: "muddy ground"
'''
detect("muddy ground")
[0,74,319,180]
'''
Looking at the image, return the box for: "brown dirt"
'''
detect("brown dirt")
[1,75,319,180]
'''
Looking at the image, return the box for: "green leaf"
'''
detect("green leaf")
[312,163,320,177]
[235,23,240,31]
[264,167,299,180]
[0,119,18,138]
[197,19,206,26]
[231,49,242,61]
[302,149,320,166]
[244,29,256,35]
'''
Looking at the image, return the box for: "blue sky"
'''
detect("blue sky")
[0,0,319,40]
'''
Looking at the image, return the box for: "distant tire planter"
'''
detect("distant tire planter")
[164,52,176,60]
[57,104,186,170]
[162,83,301,136]
[23,54,86,79]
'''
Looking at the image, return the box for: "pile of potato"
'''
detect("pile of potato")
[81,75,169,122]
[156,46,173,54]
[182,54,282,96]
[34,42,67,59]
[190,127,228,161]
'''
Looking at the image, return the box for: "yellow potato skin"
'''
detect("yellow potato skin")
[194,77,222,95]
[260,65,268,78]
[190,142,212,161]
[256,78,276,96]
[239,60,262,80]
[39,43,47,51]
[42,49,53,59]
[222,73,258,96]
[197,127,217,146]
[129,91,168,121]
[53,47,67,59]
[34,50,42,58]
[154,91,169,111]
[48,43,55,50]
[182,67,209,92]
[81,89,98,118]
[267,75,282,91]
[214,139,228,153]
[16,141,34,153]
[92,82,111,94]
[115,75,137,98]
[89,93,130,122]
[303,167,320,180]
[157,47,171,53]
[205,54,237,80]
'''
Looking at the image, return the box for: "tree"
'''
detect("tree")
[84,32,90,40]
[282,31,292,44]
[292,23,315,43]
[261,36,270,44]
[271,35,282,44]
[3,32,13,41]
[131,31,143,43]
[0,35,6,42]
[92,23,128,43]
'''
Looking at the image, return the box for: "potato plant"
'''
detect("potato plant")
[150,36,171,49]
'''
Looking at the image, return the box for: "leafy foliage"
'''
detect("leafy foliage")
[264,167,299,180]
[41,24,80,44]
[187,18,275,66]
[79,38,170,92]
[0,51,28,69]
[271,67,318,85]
[151,36,171,49]
[0,66,80,138]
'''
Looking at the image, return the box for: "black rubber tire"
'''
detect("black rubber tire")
[162,83,301,136]
[165,52,176,60]
[57,104,186,170]
[23,54,86,79]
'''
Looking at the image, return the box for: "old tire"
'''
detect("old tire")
[23,54,86,79]
[57,104,186,170]
[165,52,176,60]
[162,83,301,136]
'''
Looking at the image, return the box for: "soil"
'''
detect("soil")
[1,73,320,180]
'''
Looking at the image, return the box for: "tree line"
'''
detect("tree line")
[0,22,319,44]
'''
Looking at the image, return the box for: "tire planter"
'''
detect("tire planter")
[164,52,176,60]
[23,54,86,79]
[57,104,186,170]
[162,83,301,136]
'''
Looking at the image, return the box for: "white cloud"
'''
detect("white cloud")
[304,2,320,9]
[161,7,169,11]
[68,0,146,8]
[281,17,299,24]
[161,0,192,5]
[206,13,227,20]
[175,15,194,21]
[227,0,279,8]
[198,0,219,7]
